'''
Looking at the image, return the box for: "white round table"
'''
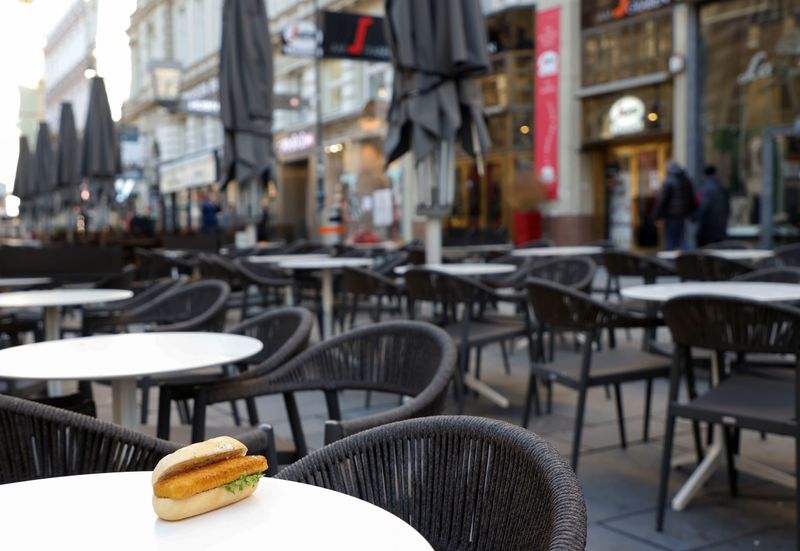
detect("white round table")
[511,246,603,258]
[621,280,800,513]
[0,473,432,551]
[441,243,513,259]
[395,263,516,276]
[0,332,262,428]
[656,249,774,261]
[0,277,51,288]
[245,253,330,264]
[0,289,134,396]
[620,282,800,303]
[278,257,374,339]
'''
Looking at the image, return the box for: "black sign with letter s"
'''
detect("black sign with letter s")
[321,11,390,62]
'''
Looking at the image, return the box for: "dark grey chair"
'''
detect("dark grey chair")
[277,416,587,551]
[525,279,670,471]
[235,321,455,459]
[675,252,754,281]
[656,295,800,540]
[733,267,800,284]
[776,243,800,267]
[0,394,277,484]
[156,307,315,442]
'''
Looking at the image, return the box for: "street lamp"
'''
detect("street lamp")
[149,60,182,108]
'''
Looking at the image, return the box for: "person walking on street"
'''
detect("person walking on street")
[695,165,730,247]
[655,161,697,251]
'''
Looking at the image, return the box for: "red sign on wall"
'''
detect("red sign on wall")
[535,7,560,201]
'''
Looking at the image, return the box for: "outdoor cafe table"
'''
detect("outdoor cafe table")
[656,249,774,261]
[621,281,800,512]
[511,245,604,258]
[441,243,513,260]
[0,332,262,428]
[245,253,330,264]
[0,277,51,289]
[0,288,133,396]
[278,257,374,340]
[0,473,433,551]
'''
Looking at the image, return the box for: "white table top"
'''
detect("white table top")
[395,263,517,276]
[656,249,774,260]
[0,288,133,309]
[0,277,51,288]
[278,257,374,270]
[511,246,603,257]
[0,473,432,551]
[621,282,800,303]
[0,332,262,381]
[246,253,330,264]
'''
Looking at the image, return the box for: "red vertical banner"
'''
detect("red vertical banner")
[535,7,560,201]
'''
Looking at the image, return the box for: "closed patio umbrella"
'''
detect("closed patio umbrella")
[57,102,81,192]
[81,77,120,208]
[219,0,275,223]
[384,0,491,262]
[13,136,33,200]
[35,122,56,194]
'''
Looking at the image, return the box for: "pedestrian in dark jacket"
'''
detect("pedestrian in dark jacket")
[655,161,697,251]
[695,165,730,247]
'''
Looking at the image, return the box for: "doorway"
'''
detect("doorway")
[603,142,670,249]
[278,159,309,240]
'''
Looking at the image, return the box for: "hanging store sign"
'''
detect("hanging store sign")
[608,95,646,136]
[582,0,674,27]
[275,130,315,157]
[535,7,560,201]
[281,21,319,58]
[159,151,218,194]
[321,11,390,62]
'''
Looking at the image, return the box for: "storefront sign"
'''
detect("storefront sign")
[159,151,218,194]
[737,51,773,85]
[609,95,646,136]
[583,0,674,27]
[535,7,560,201]
[322,11,390,62]
[275,131,315,156]
[281,21,318,58]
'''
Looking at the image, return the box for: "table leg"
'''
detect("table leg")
[464,373,510,408]
[112,378,139,429]
[321,271,333,340]
[671,434,723,511]
[43,306,64,397]
[284,284,294,306]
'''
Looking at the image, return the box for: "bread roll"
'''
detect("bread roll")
[153,484,258,521]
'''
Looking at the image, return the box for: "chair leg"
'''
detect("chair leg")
[191,393,207,443]
[364,390,372,409]
[571,384,589,472]
[156,387,172,440]
[140,377,151,425]
[546,380,553,414]
[177,400,191,424]
[722,426,738,497]
[796,436,800,549]
[500,341,511,375]
[613,383,627,449]
[643,378,653,442]
[656,411,677,531]
[522,367,541,427]
[283,392,308,458]
[230,400,242,426]
[246,397,259,426]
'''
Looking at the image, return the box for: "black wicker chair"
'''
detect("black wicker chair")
[221,321,455,459]
[340,266,404,329]
[603,250,676,287]
[656,296,800,539]
[234,258,294,314]
[134,248,172,281]
[405,268,534,413]
[525,279,670,471]
[776,243,800,267]
[700,240,753,250]
[0,394,277,484]
[156,307,315,442]
[675,252,754,281]
[277,416,587,551]
[528,256,596,294]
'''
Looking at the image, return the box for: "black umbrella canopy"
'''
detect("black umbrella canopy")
[383,0,491,166]
[219,0,275,188]
[57,102,81,189]
[13,136,33,199]
[81,76,120,180]
[34,121,56,194]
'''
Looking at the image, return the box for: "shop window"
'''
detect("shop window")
[583,83,672,143]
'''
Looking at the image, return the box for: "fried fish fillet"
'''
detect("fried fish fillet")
[153,455,267,499]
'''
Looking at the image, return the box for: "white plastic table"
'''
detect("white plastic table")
[278,257,374,339]
[656,249,774,261]
[0,473,433,551]
[0,289,133,395]
[511,246,603,258]
[0,277,51,288]
[245,253,330,264]
[621,281,800,512]
[394,263,516,276]
[0,332,262,428]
